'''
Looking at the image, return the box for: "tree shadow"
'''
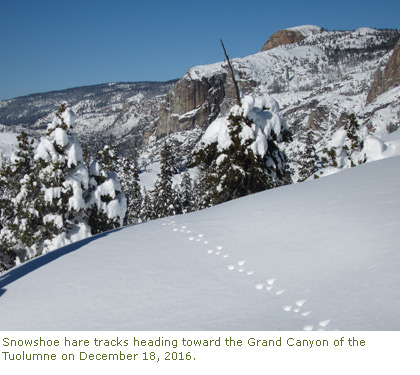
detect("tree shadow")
[0,228,124,298]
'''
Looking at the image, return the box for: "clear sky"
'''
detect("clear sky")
[0,0,400,100]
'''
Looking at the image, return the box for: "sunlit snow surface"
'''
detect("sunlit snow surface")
[0,155,399,331]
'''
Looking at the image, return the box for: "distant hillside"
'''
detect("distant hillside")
[0,80,178,153]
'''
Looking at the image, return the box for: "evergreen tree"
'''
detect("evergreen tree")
[297,129,318,182]
[140,187,154,222]
[119,145,142,225]
[86,145,127,235]
[0,131,41,263]
[34,104,90,252]
[179,170,194,213]
[320,113,366,171]
[343,113,365,166]
[193,101,289,206]
[152,142,179,218]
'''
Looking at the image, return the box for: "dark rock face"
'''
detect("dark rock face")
[366,40,400,104]
[155,73,228,137]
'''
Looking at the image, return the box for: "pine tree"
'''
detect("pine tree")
[321,113,366,171]
[193,105,289,206]
[86,145,127,235]
[119,145,142,225]
[0,159,18,271]
[34,104,90,252]
[343,113,366,167]
[140,187,154,222]
[152,142,179,218]
[0,131,41,263]
[179,170,194,213]
[297,129,318,182]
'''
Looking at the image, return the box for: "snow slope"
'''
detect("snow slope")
[0,156,399,331]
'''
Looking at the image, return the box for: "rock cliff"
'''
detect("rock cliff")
[366,40,400,104]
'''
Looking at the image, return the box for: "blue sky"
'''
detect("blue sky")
[0,0,400,100]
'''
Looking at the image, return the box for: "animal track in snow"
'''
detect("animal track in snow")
[266,278,276,285]
[283,305,292,312]
[207,250,214,254]
[318,319,331,328]
[275,290,284,295]
[303,325,313,331]
[247,270,255,275]
[255,283,264,290]
[295,299,307,307]
[228,265,235,271]
[301,311,311,317]
[188,237,194,241]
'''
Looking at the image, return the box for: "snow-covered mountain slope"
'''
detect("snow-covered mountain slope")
[155,27,399,138]
[0,80,177,153]
[0,155,399,331]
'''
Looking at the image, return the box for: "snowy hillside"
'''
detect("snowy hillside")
[0,80,177,153]
[0,154,399,330]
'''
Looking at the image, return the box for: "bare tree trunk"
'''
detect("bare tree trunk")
[220,39,242,107]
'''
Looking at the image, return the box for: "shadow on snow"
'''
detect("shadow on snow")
[0,227,124,298]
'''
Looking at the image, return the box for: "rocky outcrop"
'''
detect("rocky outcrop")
[366,40,400,104]
[261,25,322,51]
[262,29,306,51]
[155,68,259,137]
[155,73,227,137]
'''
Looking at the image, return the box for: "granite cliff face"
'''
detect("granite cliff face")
[366,40,400,104]
[155,73,227,137]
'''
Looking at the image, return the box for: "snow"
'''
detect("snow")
[201,117,233,151]
[362,135,386,162]
[0,133,18,160]
[286,25,322,37]
[0,155,399,330]
[200,95,283,158]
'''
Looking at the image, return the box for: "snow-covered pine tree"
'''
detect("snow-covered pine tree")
[320,113,366,172]
[179,170,194,213]
[297,129,318,182]
[34,104,91,253]
[86,145,127,235]
[118,145,142,225]
[193,95,290,206]
[344,113,366,166]
[0,158,18,271]
[140,187,154,222]
[152,142,179,218]
[0,131,41,264]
